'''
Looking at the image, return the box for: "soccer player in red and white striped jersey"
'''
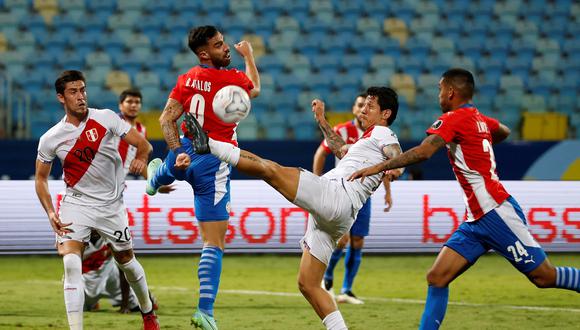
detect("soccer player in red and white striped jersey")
[35,70,160,330]
[349,68,580,330]
[116,88,147,177]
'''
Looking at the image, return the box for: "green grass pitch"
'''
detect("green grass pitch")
[0,254,578,329]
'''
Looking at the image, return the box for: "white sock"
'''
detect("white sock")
[209,138,240,166]
[116,257,153,313]
[322,310,348,330]
[63,254,84,330]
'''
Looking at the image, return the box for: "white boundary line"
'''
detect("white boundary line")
[19,281,580,314]
[153,286,580,313]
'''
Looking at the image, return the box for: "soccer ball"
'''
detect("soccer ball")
[212,85,251,123]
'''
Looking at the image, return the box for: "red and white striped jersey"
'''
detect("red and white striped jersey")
[170,65,254,146]
[37,108,131,205]
[320,120,364,166]
[116,115,146,177]
[426,104,510,221]
[325,125,400,210]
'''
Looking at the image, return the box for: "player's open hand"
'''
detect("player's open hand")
[311,99,326,123]
[48,212,73,236]
[234,41,253,58]
[129,158,147,175]
[348,163,385,182]
[158,184,176,194]
[384,190,393,212]
[174,153,191,170]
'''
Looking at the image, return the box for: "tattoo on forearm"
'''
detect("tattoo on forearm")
[240,152,260,162]
[384,149,424,170]
[318,121,345,158]
[160,99,184,150]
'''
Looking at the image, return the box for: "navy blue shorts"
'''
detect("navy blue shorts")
[445,196,546,274]
[350,199,371,237]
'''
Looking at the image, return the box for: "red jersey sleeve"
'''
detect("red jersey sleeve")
[168,75,185,104]
[425,112,458,143]
[237,71,254,94]
[481,114,500,134]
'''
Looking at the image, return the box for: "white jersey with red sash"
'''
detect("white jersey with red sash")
[116,115,146,177]
[37,108,131,205]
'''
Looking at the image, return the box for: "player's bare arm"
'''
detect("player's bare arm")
[235,40,261,98]
[491,123,511,145]
[34,160,72,236]
[123,127,153,175]
[348,134,446,182]
[312,99,347,159]
[159,98,185,150]
[382,176,393,212]
[312,145,330,176]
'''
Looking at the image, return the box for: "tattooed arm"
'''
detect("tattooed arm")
[348,134,446,181]
[159,98,185,151]
[311,99,347,159]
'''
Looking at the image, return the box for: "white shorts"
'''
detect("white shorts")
[294,170,356,265]
[57,199,133,252]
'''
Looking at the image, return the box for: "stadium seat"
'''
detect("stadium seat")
[390,73,416,105]
[105,70,132,95]
[383,17,408,46]
[521,94,547,113]
[33,0,59,24]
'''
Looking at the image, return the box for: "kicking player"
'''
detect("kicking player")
[35,70,159,329]
[144,25,260,329]
[349,68,580,329]
[313,93,393,304]
[184,87,402,330]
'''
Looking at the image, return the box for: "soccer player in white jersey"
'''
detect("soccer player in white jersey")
[35,70,160,330]
[182,87,402,330]
[82,88,167,315]
[313,93,394,304]
[349,69,580,329]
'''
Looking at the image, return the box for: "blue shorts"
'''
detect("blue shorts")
[162,138,231,221]
[350,199,371,237]
[445,196,546,274]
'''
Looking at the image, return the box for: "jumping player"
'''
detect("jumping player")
[184,87,402,330]
[144,25,260,329]
[313,93,394,304]
[35,70,159,329]
[348,68,580,329]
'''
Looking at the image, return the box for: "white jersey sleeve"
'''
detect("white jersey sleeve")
[37,129,58,163]
[99,109,131,137]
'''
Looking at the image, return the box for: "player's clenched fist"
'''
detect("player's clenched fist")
[234,41,253,58]
[129,158,147,175]
[174,153,191,170]
[311,99,326,123]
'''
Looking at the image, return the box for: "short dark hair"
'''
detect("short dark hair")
[119,88,142,103]
[357,92,368,99]
[188,25,219,55]
[441,68,475,99]
[366,86,398,125]
[54,70,85,95]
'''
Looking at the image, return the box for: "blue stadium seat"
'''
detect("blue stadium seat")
[404,38,430,59]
